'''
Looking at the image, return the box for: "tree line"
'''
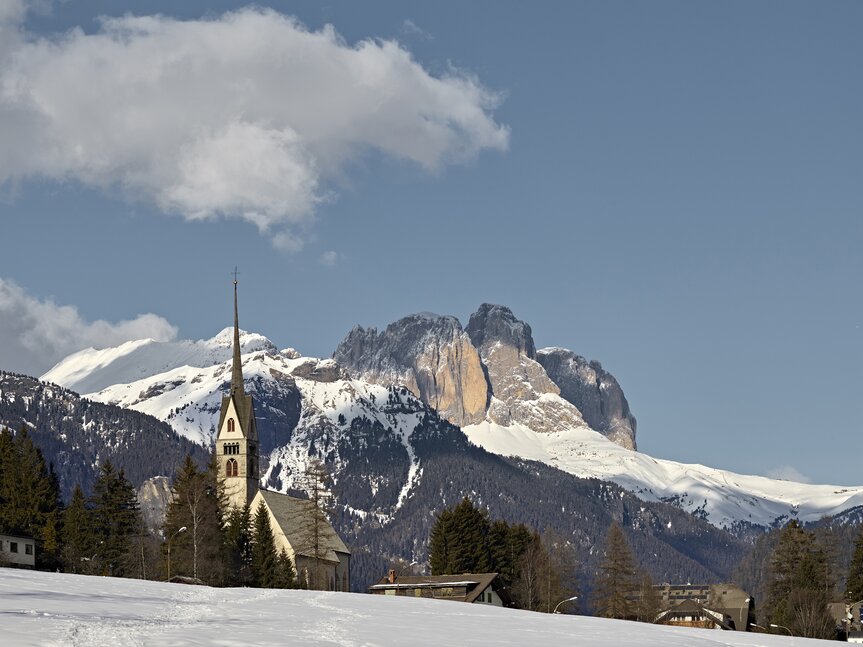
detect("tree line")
[0,426,299,588]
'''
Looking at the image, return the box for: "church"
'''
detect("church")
[216,278,351,592]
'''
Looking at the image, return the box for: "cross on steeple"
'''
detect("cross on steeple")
[232,266,239,285]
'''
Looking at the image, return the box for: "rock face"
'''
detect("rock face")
[537,348,638,450]
[465,304,587,433]
[333,314,488,427]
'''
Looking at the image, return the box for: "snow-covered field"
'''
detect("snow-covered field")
[0,569,831,647]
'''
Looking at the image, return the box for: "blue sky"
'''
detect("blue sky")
[0,1,860,485]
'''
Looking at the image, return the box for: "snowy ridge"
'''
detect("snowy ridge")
[463,420,863,530]
[73,343,428,521]
[42,332,863,531]
[42,328,276,394]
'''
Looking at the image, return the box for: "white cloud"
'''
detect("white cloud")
[0,278,178,376]
[0,7,508,249]
[766,465,812,484]
[319,250,339,267]
[400,19,433,41]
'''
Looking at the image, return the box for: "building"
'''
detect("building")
[216,278,350,591]
[0,534,36,568]
[654,599,735,630]
[652,584,753,631]
[368,572,512,607]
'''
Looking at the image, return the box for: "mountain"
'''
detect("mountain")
[35,305,863,547]
[33,333,748,591]
[0,371,208,499]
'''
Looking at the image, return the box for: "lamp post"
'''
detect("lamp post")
[750,623,767,632]
[553,596,579,614]
[167,526,187,581]
[770,623,794,636]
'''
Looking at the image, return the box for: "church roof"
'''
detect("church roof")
[257,490,350,562]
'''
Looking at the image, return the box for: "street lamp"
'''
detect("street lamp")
[770,623,794,636]
[553,596,579,614]
[167,526,187,581]
[750,623,767,632]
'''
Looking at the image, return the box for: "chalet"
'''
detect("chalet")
[369,572,511,607]
[0,534,35,568]
[654,599,735,630]
[652,583,752,631]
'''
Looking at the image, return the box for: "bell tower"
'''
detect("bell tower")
[216,272,260,509]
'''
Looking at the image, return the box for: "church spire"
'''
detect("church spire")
[231,269,244,396]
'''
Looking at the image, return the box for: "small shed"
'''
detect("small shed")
[0,534,36,568]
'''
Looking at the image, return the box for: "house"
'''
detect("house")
[368,572,512,607]
[652,583,753,631]
[654,599,735,630]
[0,534,36,568]
[215,278,350,591]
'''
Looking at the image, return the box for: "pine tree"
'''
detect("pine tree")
[846,526,863,604]
[163,455,223,584]
[593,522,638,619]
[429,507,454,575]
[428,497,491,575]
[273,548,296,589]
[252,500,278,587]
[224,503,253,586]
[0,426,63,568]
[90,461,142,577]
[61,485,93,573]
[766,520,835,639]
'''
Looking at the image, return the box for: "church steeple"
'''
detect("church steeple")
[231,271,244,396]
[216,269,259,510]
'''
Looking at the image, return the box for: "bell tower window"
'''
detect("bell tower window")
[226,458,238,477]
[227,418,235,432]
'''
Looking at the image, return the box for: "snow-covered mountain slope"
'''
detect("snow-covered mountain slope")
[463,419,863,531]
[2,569,827,647]
[42,328,277,394]
[42,331,863,532]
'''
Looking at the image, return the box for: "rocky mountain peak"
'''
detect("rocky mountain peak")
[334,313,488,427]
[466,303,536,359]
[537,347,637,450]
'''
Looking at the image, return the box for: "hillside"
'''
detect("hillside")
[0,371,208,498]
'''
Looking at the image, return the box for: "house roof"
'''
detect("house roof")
[370,573,505,604]
[256,490,349,562]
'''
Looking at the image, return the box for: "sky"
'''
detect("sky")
[0,1,860,485]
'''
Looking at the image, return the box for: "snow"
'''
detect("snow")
[463,420,863,529]
[0,569,833,647]
[41,331,863,531]
[41,330,275,395]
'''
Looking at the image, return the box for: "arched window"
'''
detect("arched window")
[227,418,235,432]
[226,458,238,477]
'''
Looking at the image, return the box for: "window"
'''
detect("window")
[227,418,235,432]
[10,542,18,553]
[226,458,238,477]
[25,544,32,555]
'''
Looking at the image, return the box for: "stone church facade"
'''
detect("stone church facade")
[216,279,350,591]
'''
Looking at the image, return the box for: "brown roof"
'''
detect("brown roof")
[257,490,349,562]
[370,573,508,605]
